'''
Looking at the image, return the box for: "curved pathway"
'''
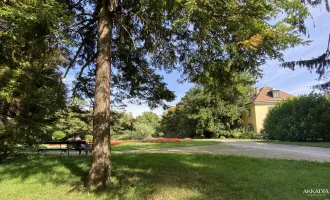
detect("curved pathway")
[114,140,330,162]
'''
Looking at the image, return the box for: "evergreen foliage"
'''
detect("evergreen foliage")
[281,0,330,92]
[0,0,71,160]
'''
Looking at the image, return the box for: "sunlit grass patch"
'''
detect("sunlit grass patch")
[112,140,219,151]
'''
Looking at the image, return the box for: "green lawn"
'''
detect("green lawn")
[258,141,330,148]
[112,140,219,151]
[1,154,330,200]
[15,140,219,153]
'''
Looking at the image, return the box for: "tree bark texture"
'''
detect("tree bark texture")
[86,0,112,188]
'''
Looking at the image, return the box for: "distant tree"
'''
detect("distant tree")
[161,105,186,137]
[120,123,154,140]
[162,75,254,138]
[264,93,330,141]
[135,112,160,136]
[110,110,134,138]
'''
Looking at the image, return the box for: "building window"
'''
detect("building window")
[247,123,254,132]
[248,109,252,117]
[272,91,280,98]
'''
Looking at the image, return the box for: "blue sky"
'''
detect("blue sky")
[64,4,330,117]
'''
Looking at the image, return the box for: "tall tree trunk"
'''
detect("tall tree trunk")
[86,0,112,188]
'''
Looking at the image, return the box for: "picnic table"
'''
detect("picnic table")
[37,141,91,156]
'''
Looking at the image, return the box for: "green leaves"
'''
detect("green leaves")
[264,93,330,141]
[170,0,308,91]
[0,0,72,150]
[162,80,253,138]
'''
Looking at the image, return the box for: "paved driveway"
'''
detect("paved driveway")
[114,140,330,162]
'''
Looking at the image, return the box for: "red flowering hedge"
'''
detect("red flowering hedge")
[111,141,121,146]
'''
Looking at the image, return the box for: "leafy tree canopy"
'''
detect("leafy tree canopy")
[135,112,160,129]
[64,0,309,106]
[162,73,254,138]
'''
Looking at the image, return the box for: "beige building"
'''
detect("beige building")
[242,86,293,133]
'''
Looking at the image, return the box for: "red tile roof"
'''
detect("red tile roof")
[252,86,293,102]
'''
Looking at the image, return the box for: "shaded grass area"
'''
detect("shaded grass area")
[1,154,330,200]
[112,140,219,151]
[258,141,330,148]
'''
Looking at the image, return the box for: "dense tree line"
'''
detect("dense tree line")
[264,93,330,141]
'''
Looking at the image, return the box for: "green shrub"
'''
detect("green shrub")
[240,130,254,139]
[231,131,241,138]
[219,136,226,139]
[218,130,231,138]
[52,131,66,141]
[264,93,330,141]
[211,132,220,138]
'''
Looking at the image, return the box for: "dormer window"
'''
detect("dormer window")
[271,89,280,98]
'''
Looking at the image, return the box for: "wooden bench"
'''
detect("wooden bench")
[37,141,91,156]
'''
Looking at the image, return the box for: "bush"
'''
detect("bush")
[264,93,330,141]
[240,130,254,139]
[219,136,226,139]
[52,131,66,141]
[231,131,241,139]
[217,130,231,138]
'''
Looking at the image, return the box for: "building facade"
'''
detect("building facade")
[242,86,293,133]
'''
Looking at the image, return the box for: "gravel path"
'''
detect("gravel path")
[114,140,330,162]
[33,140,330,162]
